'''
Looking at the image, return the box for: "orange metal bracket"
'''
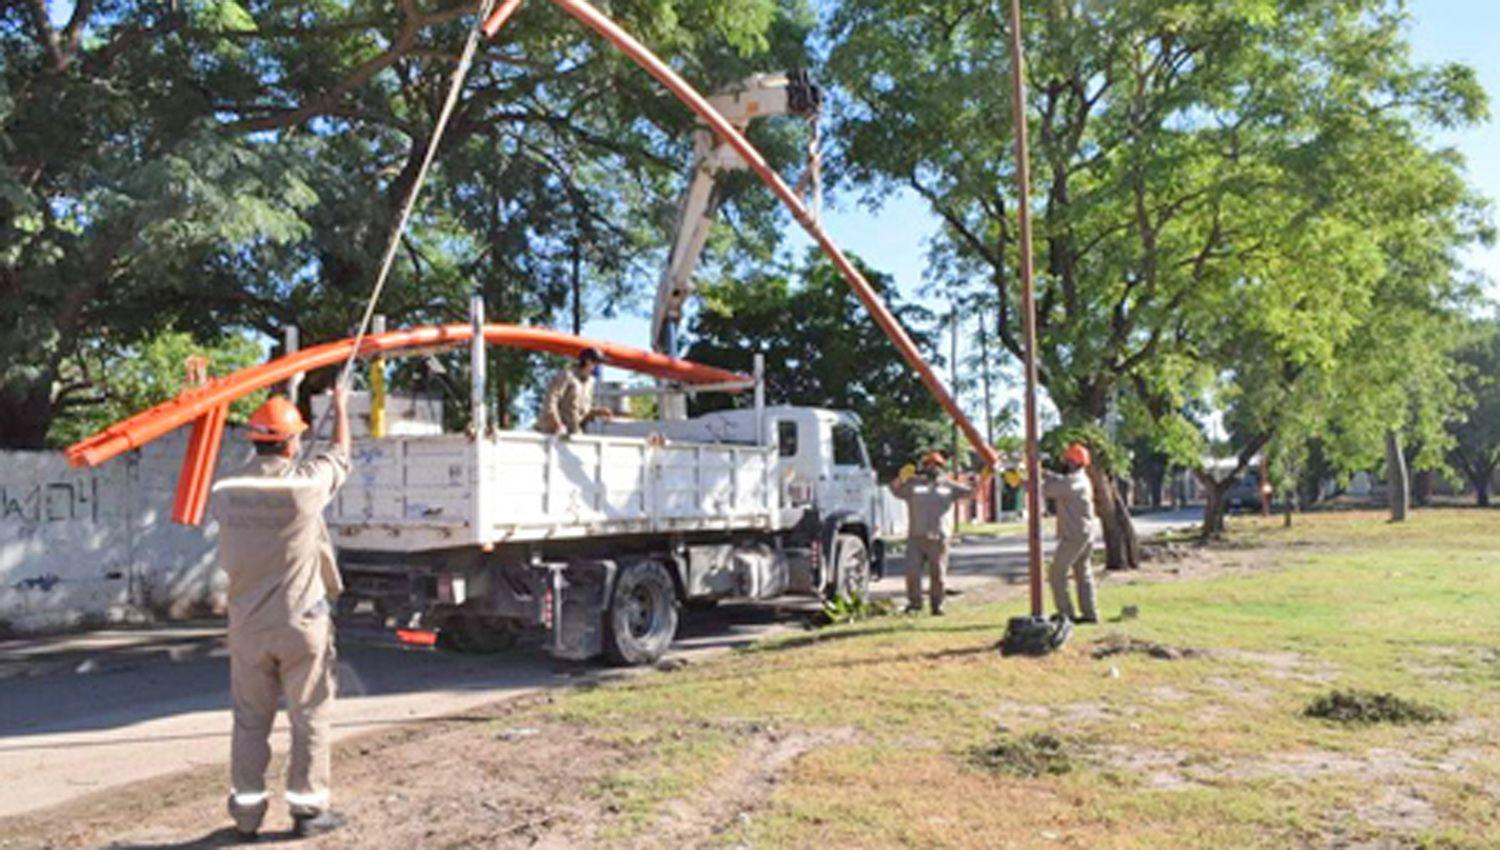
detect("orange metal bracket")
[173,404,227,525]
[484,0,998,470]
[67,323,749,525]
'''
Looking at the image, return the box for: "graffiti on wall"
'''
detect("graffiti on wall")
[1,478,100,526]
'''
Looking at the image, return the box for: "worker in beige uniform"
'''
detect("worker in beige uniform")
[891,452,972,615]
[1042,443,1099,624]
[211,384,350,840]
[536,347,613,435]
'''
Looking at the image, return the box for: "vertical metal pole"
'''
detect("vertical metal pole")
[978,312,997,522]
[950,301,960,466]
[370,315,388,438]
[1007,0,1045,619]
[284,326,302,402]
[1260,450,1271,518]
[470,293,487,435]
[753,353,766,448]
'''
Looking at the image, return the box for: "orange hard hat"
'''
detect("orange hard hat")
[247,396,307,443]
[1061,442,1092,468]
[920,451,946,469]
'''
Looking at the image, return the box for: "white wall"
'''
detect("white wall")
[0,427,249,636]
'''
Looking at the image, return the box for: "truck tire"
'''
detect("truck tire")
[826,533,872,603]
[603,560,679,666]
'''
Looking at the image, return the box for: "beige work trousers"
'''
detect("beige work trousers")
[1048,536,1098,621]
[906,536,949,612]
[228,613,336,828]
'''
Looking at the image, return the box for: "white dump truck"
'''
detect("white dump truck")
[328,71,897,665]
[328,369,895,665]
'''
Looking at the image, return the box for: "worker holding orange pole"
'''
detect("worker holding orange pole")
[211,384,351,840]
[891,452,973,616]
[1043,444,1100,624]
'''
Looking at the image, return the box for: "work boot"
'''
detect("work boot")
[226,794,267,841]
[930,606,945,617]
[292,810,346,838]
[904,603,922,615]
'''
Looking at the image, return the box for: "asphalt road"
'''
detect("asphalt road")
[0,508,1200,818]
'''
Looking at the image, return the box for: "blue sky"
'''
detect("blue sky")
[587,0,1500,422]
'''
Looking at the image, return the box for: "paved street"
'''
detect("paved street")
[0,508,1200,819]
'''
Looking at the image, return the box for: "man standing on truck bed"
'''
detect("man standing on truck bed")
[1043,443,1100,624]
[892,452,972,615]
[211,383,351,840]
[537,347,615,435]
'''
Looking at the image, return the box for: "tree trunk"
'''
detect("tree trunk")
[1197,470,1233,539]
[1089,466,1140,570]
[1412,469,1433,507]
[1147,469,1164,509]
[1385,430,1409,522]
[0,379,56,449]
[1478,476,1491,508]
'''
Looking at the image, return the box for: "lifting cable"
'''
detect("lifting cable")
[302,0,497,447]
[333,0,498,390]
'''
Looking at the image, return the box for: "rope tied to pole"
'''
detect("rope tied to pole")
[336,0,499,388]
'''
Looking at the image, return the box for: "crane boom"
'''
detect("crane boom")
[650,71,821,357]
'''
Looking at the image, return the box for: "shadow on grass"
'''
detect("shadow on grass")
[737,620,998,655]
[598,632,1004,698]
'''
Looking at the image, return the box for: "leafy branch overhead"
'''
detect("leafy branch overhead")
[824,0,1491,538]
[0,0,817,446]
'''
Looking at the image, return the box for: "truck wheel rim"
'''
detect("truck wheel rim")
[626,585,659,638]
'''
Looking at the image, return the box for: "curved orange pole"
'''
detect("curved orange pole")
[488,0,998,470]
[66,323,747,469]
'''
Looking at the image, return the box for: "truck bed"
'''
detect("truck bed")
[328,431,780,552]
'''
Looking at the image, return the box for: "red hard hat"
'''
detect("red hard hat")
[1062,442,1092,468]
[921,451,946,469]
[247,396,307,442]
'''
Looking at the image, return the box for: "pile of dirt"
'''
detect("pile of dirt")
[1303,689,1448,725]
[1090,633,1202,661]
[971,732,1074,778]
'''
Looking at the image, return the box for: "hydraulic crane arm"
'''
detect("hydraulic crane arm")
[650,71,821,356]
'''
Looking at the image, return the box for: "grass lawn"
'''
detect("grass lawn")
[545,510,1500,848]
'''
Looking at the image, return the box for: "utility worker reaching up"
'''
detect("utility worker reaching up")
[892,452,972,615]
[537,347,614,435]
[1043,443,1100,624]
[211,384,351,840]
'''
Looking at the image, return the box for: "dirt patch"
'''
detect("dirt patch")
[1304,690,1449,726]
[1220,649,1340,683]
[1094,744,1211,791]
[646,724,858,846]
[0,694,637,850]
[970,732,1074,778]
[1091,633,1203,661]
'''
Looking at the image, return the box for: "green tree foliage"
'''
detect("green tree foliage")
[1447,319,1500,506]
[47,329,268,447]
[824,0,1489,547]
[1,0,815,446]
[684,252,947,478]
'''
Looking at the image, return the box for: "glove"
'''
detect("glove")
[896,464,916,484]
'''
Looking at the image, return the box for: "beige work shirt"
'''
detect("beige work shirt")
[211,448,351,636]
[1043,469,1097,542]
[892,474,972,540]
[536,369,596,434]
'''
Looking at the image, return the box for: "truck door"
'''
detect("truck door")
[822,420,876,521]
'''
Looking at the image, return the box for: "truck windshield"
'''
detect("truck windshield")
[831,423,866,468]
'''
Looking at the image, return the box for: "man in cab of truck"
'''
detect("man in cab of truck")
[892,451,972,615]
[536,347,614,435]
[211,384,351,840]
